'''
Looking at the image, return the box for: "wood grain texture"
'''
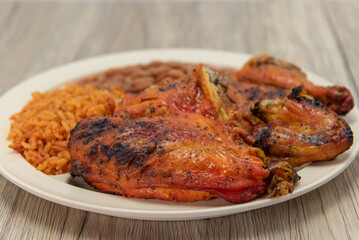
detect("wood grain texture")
[0,1,358,239]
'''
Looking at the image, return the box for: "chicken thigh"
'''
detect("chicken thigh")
[252,87,353,166]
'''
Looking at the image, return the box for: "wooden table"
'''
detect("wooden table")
[1,1,358,239]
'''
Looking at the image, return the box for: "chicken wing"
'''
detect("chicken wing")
[235,54,354,115]
[69,113,272,203]
[252,87,353,166]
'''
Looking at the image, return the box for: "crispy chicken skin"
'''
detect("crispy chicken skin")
[252,87,353,166]
[69,114,271,203]
[227,81,289,133]
[228,81,289,103]
[235,54,354,115]
[115,64,231,122]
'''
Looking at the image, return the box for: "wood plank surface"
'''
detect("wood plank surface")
[0,1,358,239]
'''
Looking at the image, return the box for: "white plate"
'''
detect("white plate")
[0,49,358,221]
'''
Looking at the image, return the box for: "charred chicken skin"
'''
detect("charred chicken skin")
[235,54,354,115]
[252,87,353,166]
[227,81,289,133]
[69,114,271,203]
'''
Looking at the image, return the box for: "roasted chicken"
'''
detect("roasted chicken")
[69,114,277,202]
[115,63,353,167]
[69,64,300,202]
[115,64,231,122]
[252,87,353,166]
[68,56,353,203]
[227,73,353,167]
[235,54,354,115]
